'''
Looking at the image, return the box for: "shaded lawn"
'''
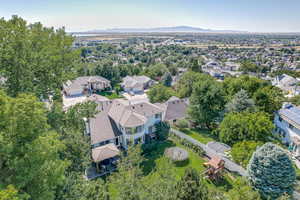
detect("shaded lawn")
[178,128,216,144]
[141,138,234,192]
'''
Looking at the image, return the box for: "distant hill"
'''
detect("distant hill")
[84,26,246,33]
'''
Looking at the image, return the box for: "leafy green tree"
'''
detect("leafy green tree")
[231,141,263,168]
[56,173,109,200]
[175,71,204,98]
[175,168,208,200]
[225,89,256,113]
[161,71,173,87]
[0,91,68,200]
[222,75,268,99]
[144,63,168,80]
[0,16,78,98]
[188,78,225,129]
[189,57,203,72]
[147,84,175,103]
[253,86,284,115]
[226,177,261,200]
[239,61,260,73]
[109,145,145,200]
[0,185,24,200]
[247,143,296,199]
[94,59,121,86]
[47,101,98,173]
[219,112,273,145]
[142,159,177,200]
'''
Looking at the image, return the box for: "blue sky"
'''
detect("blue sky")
[1,0,300,32]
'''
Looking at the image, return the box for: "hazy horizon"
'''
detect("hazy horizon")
[2,0,300,33]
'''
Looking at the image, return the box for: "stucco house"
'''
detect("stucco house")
[86,99,164,168]
[121,75,155,94]
[63,76,111,97]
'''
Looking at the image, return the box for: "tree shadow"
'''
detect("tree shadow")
[174,159,190,167]
[141,140,176,175]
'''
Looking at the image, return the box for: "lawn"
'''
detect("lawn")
[97,91,123,99]
[108,138,236,198]
[141,138,235,192]
[177,128,216,144]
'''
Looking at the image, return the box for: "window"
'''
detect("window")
[155,113,162,119]
[289,123,294,129]
[136,125,143,133]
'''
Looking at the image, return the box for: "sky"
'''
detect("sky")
[1,0,300,32]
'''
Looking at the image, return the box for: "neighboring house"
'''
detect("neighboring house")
[274,103,300,158]
[121,75,154,94]
[155,96,189,123]
[63,76,111,97]
[87,94,111,111]
[272,74,300,97]
[86,99,164,167]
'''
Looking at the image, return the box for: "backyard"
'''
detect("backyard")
[109,137,236,198]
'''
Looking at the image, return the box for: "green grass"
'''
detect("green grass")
[97,91,123,99]
[108,139,236,198]
[178,128,216,144]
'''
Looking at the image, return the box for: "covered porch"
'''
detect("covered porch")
[86,143,120,180]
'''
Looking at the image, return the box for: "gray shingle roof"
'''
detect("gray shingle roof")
[64,76,110,95]
[278,104,300,129]
[90,109,121,145]
[158,97,189,121]
[108,99,163,127]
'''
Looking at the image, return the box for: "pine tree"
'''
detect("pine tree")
[175,168,208,200]
[247,143,296,199]
[225,89,256,113]
[161,71,173,87]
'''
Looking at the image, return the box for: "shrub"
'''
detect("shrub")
[175,119,189,129]
[155,122,170,141]
[231,141,263,168]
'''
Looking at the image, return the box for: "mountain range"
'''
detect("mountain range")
[84,26,246,33]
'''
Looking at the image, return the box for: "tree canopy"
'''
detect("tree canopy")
[0,16,79,98]
[219,111,274,145]
[0,90,68,200]
[188,77,225,128]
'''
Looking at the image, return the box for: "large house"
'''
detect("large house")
[274,103,300,158]
[62,76,111,109]
[63,76,111,97]
[87,99,164,167]
[121,75,154,94]
[272,74,300,97]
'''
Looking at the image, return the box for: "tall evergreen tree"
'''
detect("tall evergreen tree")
[247,143,296,199]
[161,71,173,87]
